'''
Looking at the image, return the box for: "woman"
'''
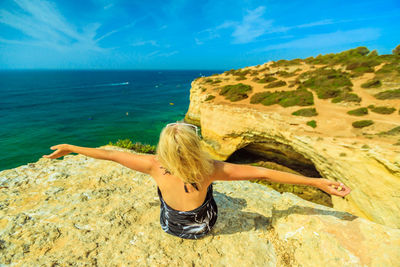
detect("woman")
[43,122,351,239]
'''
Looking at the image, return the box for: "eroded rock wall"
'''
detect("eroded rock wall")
[186,81,400,228]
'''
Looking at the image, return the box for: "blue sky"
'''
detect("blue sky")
[0,0,399,70]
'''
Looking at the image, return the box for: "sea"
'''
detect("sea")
[0,70,222,172]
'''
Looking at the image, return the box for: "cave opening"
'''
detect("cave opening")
[225,142,332,207]
[226,143,323,178]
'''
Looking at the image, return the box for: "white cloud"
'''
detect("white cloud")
[231,6,274,44]
[194,28,220,45]
[95,21,137,43]
[131,40,159,47]
[0,0,103,51]
[146,50,179,58]
[260,28,380,51]
[194,6,375,46]
[194,6,287,45]
[295,19,334,29]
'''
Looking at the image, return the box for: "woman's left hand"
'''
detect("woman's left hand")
[316,178,352,197]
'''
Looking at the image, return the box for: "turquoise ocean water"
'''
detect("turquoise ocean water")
[0,70,222,171]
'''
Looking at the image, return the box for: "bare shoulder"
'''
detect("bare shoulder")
[210,159,268,182]
[109,151,157,175]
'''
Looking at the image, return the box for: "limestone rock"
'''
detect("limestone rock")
[185,78,400,228]
[0,147,399,266]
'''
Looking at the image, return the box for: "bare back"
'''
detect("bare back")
[149,156,269,211]
[150,157,218,212]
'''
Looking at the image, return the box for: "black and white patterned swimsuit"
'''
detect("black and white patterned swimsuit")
[157,167,218,239]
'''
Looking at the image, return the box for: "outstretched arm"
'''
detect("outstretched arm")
[212,160,351,197]
[43,144,155,174]
[43,144,112,160]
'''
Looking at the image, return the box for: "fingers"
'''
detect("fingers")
[335,185,351,197]
[327,181,351,197]
[329,181,343,187]
[43,150,58,158]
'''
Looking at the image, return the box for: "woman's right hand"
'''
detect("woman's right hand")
[42,144,73,159]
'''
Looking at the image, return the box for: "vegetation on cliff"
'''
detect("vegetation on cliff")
[250,87,314,107]
[108,139,156,154]
[291,107,318,117]
[299,68,353,99]
[368,105,396,114]
[219,83,252,102]
[194,44,400,147]
[352,120,374,128]
[347,107,368,116]
[374,88,400,99]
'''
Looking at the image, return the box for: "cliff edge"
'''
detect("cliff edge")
[0,146,399,266]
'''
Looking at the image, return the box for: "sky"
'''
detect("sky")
[0,0,399,70]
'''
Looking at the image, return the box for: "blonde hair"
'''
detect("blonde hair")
[156,123,215,189]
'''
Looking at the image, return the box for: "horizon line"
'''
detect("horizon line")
[0,68,227,71]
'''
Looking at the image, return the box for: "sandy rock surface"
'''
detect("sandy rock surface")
[1,146,399,266]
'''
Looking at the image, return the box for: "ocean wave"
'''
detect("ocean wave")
[74,82,130,89]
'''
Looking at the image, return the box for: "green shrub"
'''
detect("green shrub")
[224,69,250,77]
[376,63,400,74]
[303,47,373,65]
[347,107,368,116]
[306,120,317,128]
[393,44,400,55]
[331,92,361,103]
[235,76,246,81]
[257,76,277,83]
[249,70,259,76]
[361,79,382,88]
[349,66,375,77]
[270,59,303,67]
[378,126,400,136]
[264,80,287,88]
[292,107,318,117]
[205,95,216,101]
[258,66,270,72]
[369,105,396,114]
[368,50,378,57]
[374,88,400,99]
[108,139,156,154]
[352,120,374,128]
[277,70,297,78]
[300,68,352,99]
[204,79,222,84]
[250,87,314,107]
[346,58,380,76]
[219,83,252,102]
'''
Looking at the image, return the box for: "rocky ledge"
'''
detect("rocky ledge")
[0,146,399,266]
[184,49,400,228]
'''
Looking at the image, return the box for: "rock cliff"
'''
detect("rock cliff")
[1,147,399,266]
[185,49,400,228]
